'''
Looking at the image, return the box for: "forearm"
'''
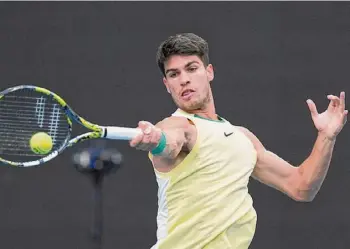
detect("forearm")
[297,132,336,199]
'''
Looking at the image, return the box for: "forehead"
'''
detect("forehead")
[164,55,203,70]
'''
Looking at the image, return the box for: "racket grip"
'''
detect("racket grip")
[104,127,142,140]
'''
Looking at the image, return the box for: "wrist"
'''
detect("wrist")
[318,131,337,142]
[151,132,167,155]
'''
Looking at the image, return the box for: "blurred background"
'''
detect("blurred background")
[0,2,349,249]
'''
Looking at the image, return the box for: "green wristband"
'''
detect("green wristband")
[151,132,167,155]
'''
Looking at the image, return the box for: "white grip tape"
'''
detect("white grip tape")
[104,126,142,140]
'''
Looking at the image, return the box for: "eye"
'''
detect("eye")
[188,67,197,72]
[168,71,180,78]
[169,72,177,78]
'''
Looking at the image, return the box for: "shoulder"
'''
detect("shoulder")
[234,126,252,137]
[155,115,194,130]
[236,126,265,151]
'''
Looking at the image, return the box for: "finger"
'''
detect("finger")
[130,122,149,147]
[150,128,162,148]
[138,127,163,151]
[142,129,153,145]
[327,95,340,110]
[136,143,151,151]
[339,91,345,112]
[138,121,153,134]
[307,99,318,117]
[133,133,152,151]
[343,109,348,124]
[135,123,159,151]
[139,122,154,149]
[129,134,144,147]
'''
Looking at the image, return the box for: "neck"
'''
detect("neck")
[183,89,218,120]
[188,106,217,120]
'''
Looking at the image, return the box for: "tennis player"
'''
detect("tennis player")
[129,33,348,249]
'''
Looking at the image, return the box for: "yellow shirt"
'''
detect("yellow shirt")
[149,109,258,249]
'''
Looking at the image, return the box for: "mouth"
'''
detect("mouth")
[181,89,195,98]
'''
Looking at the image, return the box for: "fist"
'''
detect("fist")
[129,121,162,151]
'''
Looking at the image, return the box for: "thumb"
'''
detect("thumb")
[138,121,153,135]
[306,99,318,117]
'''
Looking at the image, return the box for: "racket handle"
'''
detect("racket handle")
[104,127,142,140]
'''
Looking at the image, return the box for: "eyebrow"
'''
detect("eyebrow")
[165,61,199,75]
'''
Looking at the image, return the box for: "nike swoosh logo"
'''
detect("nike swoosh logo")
[224,132,234,137]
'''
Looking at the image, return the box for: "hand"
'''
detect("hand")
[307,91,348,139]
[129,121,162,151]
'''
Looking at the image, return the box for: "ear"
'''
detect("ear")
[163,77,171,93]
[206,64,214,82]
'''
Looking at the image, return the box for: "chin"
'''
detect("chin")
[173,96,205,111]
[180,101,204,112]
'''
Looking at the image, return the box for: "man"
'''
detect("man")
[129,33,348,249]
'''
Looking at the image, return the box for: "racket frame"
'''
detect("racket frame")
[0,85,105,167]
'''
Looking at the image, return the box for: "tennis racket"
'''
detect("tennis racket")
[0,85,142,167]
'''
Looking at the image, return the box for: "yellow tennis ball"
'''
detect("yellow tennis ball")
[30,132,53,155]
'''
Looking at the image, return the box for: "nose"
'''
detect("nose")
[179,72,190,86]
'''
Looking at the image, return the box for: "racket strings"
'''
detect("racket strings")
[0,89,70,161]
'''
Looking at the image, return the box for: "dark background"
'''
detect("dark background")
[0,2,350,249]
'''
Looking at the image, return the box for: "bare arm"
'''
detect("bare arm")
[240,127,336,202]
[240,91,347,202]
